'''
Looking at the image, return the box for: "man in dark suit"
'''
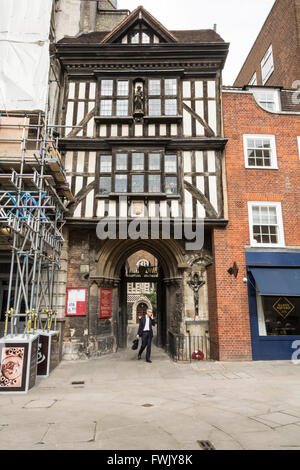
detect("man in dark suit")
[136,308,155,363]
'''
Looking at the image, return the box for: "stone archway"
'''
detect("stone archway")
[93,238,188,351]
[95,238,187,281]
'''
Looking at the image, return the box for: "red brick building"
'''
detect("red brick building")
[210,85,300,360]
[234,0,300,89]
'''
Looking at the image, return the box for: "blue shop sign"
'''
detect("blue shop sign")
[246,250,300,360]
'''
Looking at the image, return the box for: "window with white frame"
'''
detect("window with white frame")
[261,45,274,84]
[298,136,300,159]
[243,134,277,169]
[248,202,285,247]
[249,72,257,86]
[253,89,280,112]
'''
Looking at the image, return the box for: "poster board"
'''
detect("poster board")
[99,288,112,319]
[37,331,60,377]
[0,334,39,394]
[66,288,87,316]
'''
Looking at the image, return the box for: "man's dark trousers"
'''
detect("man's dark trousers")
[139,331,152,361]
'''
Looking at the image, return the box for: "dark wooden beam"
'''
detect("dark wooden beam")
[182,102,215,137]
[58,137,228,152]
[184,180,218,218]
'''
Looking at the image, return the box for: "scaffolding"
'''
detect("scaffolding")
[0,112,73,337]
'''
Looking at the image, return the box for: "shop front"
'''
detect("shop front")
[246,250,300,360]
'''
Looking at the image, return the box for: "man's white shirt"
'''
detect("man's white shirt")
[143,316,150,331]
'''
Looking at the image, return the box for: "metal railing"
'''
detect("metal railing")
[168,330,213,362]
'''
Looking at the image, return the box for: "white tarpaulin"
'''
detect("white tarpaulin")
[0,0,53,112]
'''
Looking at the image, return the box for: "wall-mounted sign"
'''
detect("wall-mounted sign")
[99,288,112,319]
[272,297,295,319]
[66,288,87,316]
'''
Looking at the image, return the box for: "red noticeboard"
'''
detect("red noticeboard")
[99,288,112,319]
[66,288,87,316]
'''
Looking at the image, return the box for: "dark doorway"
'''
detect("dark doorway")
[117,250,167,351]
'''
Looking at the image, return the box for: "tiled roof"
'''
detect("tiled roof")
[57,28,224,44]
[280,90,300,113]
[171,29,224,43]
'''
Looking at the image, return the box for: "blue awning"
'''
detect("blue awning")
[249,268,300,296]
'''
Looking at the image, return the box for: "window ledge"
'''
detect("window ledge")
[95,115,182,124]
[250,244,286,249]
[95,116,133,123]
[245,165,279,170]
[144,115,182,123]
[96,193,179,199]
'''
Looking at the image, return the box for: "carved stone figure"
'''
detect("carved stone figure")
[134,84,144,113]
[184,250,212,268]
[187,272,205,317]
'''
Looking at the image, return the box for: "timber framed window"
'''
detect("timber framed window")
[98,78,180,118]
[248,202,285,247]
[98,152,179,195]
[127,24,159,44]
[99,79,130,116]
[243,134,277,169]
[99,155,112,195]
[148,78,178,116]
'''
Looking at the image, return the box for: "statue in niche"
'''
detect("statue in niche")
[134,83,144,116]
[187,271,206,318]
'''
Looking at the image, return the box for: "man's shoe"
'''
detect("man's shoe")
[146,359,152,363]
[138,354,141,360]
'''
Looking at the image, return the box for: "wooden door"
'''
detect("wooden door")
[136,302,148,323]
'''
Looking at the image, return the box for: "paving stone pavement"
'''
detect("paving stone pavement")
[1,344,300,450]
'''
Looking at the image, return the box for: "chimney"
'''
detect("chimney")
[213,24,217,32]
[96,0,129,32]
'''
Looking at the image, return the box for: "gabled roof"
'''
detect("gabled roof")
[57,28,225,45]
[100,5,178,43]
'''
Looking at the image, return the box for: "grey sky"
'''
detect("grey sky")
[117,0,276,85]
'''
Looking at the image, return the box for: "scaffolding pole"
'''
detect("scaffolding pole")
[0,113,72,337]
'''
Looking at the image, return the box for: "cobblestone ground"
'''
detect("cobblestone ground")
[1,342,300,450]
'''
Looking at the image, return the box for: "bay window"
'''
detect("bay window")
[98,152,179,195]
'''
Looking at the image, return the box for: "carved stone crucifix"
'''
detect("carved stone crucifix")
[187,272,205,317]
